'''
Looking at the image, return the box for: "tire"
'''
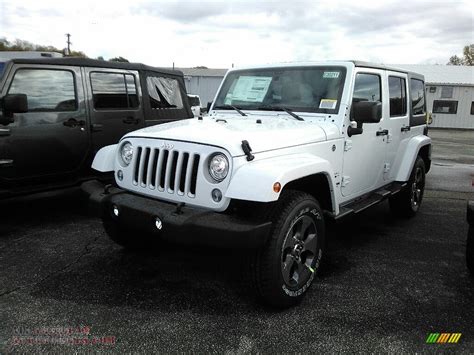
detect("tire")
[249,190,325,308]
[389,156,426,218]
[103,216,151,251]
[467,225,474,275]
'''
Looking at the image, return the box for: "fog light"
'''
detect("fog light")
[155,217,163,230]
[211,188,222,202]
[117,170,123,181]
[112,205,119,217]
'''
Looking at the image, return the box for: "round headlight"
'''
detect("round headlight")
[120,142,133,166]
[209,153,229,181]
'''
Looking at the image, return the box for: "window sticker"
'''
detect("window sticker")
[323,71,340,79]
[319,99,338,110]
[231,76,272,103]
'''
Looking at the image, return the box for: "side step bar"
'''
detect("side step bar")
[332,182,407,220]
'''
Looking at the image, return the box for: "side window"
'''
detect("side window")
[90,72,139,110]
[353,73,381,103]
[471,102,474,115]
[147,76,183,109]
[388,76,407,117]
[8,69,77,112]
[410,78,425,115]
[433,100,458,114]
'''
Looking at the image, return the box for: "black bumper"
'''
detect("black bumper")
[81,180,272,248]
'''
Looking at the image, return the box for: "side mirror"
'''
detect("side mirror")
[206,102,212,112]
[351,101,381,123]
[0,94,28,125]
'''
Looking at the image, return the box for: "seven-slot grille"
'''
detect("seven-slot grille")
[132,146,200,197]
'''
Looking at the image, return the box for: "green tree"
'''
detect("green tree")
[447,44,473,66]
[109,56,129,62]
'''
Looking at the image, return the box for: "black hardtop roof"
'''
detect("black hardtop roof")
[351,60,424,79]
[6,57,184,77]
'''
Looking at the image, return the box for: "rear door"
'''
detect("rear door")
[84,68,143,153]
[0,64,89,185]
[383,71,410,181]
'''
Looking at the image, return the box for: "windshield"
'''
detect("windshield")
[214,66,346,114]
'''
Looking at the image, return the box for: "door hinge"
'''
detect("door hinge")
[344,140,352,151]
[341,176,351,187]
[383,163,391,173]
[387,133,393,143]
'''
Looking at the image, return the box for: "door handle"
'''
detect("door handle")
[63,118,86,128]
[401,126,411,132]
[376,129,389,136]
[123,116,140,124]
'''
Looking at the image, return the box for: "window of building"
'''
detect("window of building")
[433,100,458,114]
[470,102,474,115]
[388,76,407,117]
[147,76,184,109]
[410,78,425,115]
[440,86,454,98]
[353,73,381,103]
[91,72,139,110]
[429,86,436,93]
[8,69,77,112]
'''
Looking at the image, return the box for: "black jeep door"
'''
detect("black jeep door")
[0,65,89,186]
[84,68,143,153]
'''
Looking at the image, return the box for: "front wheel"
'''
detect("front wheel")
[249,190,325,308]
[389,156,426,218]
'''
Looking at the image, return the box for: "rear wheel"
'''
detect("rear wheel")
[249,190,325,308]
[389,156,426,218]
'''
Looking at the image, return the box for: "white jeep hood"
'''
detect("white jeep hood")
[124,115,337,156]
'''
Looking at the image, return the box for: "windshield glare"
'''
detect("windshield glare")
[214,66,346,114]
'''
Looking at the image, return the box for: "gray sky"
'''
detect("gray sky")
[1,0,472,68]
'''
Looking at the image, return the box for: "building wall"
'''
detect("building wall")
[426,84,474,129]
[184,76,224,106]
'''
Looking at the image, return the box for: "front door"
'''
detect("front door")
[84,68,143,154]
[341,69,387,198]
[0,65,89,186]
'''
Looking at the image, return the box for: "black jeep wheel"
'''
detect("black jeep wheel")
[389,156,426,218]
[250,190,325,308]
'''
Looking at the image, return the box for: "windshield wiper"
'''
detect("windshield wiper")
[255,105,304,121]
[213,104,247,116]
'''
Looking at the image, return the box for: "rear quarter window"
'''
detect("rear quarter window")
[410,78,425,115]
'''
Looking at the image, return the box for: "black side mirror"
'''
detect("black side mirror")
[4,94,28,113]
[206,102,212,112]
[351,101,382,123]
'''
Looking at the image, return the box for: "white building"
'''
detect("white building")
[179,68,228,106]
[394,65,474,129]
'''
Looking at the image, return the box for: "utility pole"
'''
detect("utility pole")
[65,33,72,55]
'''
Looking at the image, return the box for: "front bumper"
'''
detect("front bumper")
[81,180,272,248]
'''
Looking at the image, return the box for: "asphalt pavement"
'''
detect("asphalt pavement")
[0,128,473,353]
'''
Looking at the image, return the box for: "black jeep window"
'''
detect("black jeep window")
[471,102,474,115]
[433,100,458,114]
[147,77,183,109]
[389,76,407,117]
[410,78,425,115]
[91,72,139,110]
[353,73,381,103]
[8,69,77,112]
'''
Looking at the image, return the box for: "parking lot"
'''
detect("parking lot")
[1,128,473,353]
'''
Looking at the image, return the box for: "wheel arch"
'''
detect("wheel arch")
[395,136,431,182]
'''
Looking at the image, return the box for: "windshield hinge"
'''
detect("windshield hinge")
[344,140,352,152]
[241,140,255,161]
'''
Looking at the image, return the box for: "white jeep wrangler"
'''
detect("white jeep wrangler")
[85,61,431,307]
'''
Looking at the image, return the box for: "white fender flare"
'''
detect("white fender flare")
[91,144,117,172]
[395,136,431,182]
[225,153,336,207]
